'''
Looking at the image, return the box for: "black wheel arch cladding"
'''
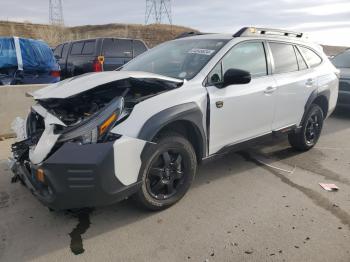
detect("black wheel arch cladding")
[301,89,330,125]
[137,102,207,160]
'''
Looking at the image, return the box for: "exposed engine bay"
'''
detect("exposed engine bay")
[37,78,179,126]
[12,75,182,165]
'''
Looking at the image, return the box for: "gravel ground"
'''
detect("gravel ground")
[0,109,349,262]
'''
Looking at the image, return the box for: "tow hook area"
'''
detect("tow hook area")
[8,158,18,183]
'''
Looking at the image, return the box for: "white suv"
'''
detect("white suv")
[10,27,339,211]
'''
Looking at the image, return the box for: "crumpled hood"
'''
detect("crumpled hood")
[29,71,183,100]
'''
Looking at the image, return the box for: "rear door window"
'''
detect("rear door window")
[299,46,322,68]
[269,42,298,74]
[81,41,95,55]
[70,42,84,55]
[53,44,62,57]
[133,40,147,57]
[102,39,132,58]
[294,46,308,70]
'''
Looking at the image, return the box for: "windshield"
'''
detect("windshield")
[122,39,229,80]
[332,50,350,68]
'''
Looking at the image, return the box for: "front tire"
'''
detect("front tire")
[288,104,324,151]
[135,132,197,211]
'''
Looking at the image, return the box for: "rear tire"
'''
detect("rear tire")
[135,132,197,211]
[288,104,324,151]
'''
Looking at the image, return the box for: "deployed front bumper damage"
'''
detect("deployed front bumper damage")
[11,139,145,210]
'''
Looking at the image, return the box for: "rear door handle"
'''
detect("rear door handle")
[264,86,277,94]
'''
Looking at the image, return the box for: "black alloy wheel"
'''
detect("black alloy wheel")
[288,104,324,151]
[146,150,185,200]
[135,133,197,210]
[304,111,322,145]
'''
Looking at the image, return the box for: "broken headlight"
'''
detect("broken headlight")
[57,97,123,144]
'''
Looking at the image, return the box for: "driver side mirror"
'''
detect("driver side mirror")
[222,68,251,87]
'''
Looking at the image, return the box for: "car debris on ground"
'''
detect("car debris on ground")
[319,183,339,191]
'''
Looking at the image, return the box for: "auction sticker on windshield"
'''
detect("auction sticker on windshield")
[188,48,215,56]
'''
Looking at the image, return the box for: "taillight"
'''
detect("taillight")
[93,56,105,72]
[50,70,60,78]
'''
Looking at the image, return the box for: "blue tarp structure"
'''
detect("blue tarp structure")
[0,37,17,68]
[0,37,57,71]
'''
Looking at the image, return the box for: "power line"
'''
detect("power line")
[145,0,172,25]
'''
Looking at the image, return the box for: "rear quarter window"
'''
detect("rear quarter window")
[102,39,132,58]
[299,46,322,68]
[133,40,147,57]
[70,42,84,55]
[53,44,62,57]
[269,42,298,74]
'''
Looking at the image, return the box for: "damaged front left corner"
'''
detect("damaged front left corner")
[12,72,180,166]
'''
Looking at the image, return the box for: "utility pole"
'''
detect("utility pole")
[49,0,64,26]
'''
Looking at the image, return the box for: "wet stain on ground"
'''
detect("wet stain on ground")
[0,192,9,208]
[68,208,93,255]
[239,151,350,230]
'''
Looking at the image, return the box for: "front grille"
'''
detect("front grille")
[339,79,350,91]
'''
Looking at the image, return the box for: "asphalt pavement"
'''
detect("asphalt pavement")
[0,109,349,262]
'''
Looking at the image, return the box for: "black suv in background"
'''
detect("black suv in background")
[331,49,350,108]
[53,38,148,79]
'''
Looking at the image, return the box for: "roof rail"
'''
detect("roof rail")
[175,31,207,39]
[234,27,305,39]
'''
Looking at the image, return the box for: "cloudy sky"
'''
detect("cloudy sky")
[1,0,350,46]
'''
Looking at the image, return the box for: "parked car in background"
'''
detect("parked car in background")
[0,37,60,85]
[331,49,350,108]
[53,38,148,79]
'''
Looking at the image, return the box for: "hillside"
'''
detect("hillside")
[0,21,197,47]
[0,21,347,55]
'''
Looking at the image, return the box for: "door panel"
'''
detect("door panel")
[271,70,316,129]
[206,41,276,155]
[207,76,276,154]
[268,42,318,129]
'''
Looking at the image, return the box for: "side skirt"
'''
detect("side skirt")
[202,125,296,164]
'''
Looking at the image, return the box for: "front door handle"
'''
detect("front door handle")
[264,86,277,94]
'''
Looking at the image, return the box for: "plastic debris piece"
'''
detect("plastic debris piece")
[11,117,26,140]
[319,183,339,191]
[254,157,296,174]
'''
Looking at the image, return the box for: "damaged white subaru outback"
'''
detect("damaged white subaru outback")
[10,27,338,211]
